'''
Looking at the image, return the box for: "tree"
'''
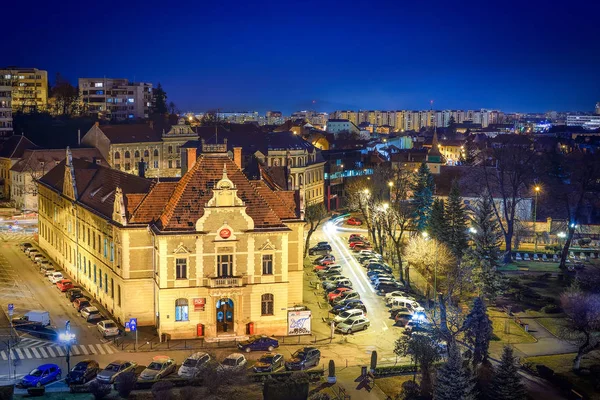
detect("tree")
[459,138,478,166]
[304,203,328,258]
[433,346,476,400]
[50,73,79,116]
[88,380,111,400]
[404,236,454,299]
[395,333,442,397]
[152,380,175,400]
[200,109,222,127]
[152,83,168,115]
[428,199,447,242]
[444,181,468,260]
[465,195,504,301]
[479,136,535,263]
[115,371,137,398]
[446,116,457,136]
[168,101,177,115]
[462,297,493,367]
[411,162,435,233]
[559,284,600,371]
[489,346,527,400]
[397,380,422,400]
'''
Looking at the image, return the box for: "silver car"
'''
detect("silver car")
[178,352,211,379]
[335,316,370,334]
[138,356,176,380]
[96,360,137,383]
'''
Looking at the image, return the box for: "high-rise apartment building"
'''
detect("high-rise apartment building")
[266,111,283,125]
[79,78,152,120]
[595,102,600,115]
[0,75,12,136]
[0,67,48,113]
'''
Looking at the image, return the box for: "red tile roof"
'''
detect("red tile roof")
[129,182,178,223]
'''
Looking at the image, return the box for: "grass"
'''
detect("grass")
[537,317,568,337]
[375,375,416,399]
[488,309,537,344]
[15,393,92,399]
[523,352,600,399]
[498,261,561,272]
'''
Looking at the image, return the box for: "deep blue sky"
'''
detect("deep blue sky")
[5,0,600,114]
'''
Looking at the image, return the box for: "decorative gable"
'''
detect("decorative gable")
[173,242,191,254]
[206,164,245,208]
[63,147,78,200]
[112,187,127,226]
[259,239,276,251]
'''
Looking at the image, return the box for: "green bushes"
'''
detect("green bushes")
[540,304,561,314]
[373,362,444,377]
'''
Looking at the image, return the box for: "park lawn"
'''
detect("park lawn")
[524,352,600,399]
[376,375,417,399]
[537,317,568,337]
[499,261,561,272]
[488,309,536,344]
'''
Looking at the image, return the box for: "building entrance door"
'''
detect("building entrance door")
[216,298,234,334]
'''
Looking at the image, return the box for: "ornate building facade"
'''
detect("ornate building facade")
[38,144,304,339]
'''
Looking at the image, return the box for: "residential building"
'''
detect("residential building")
[330,110,358,125]
[0,68,48,113]
[78,78,152,120]
[0,75,12,136]
[567,115,600,130]
[0,135,38,198]
[325,119,361,137]
[81,118,199,178]
[38,144,304,339]
[218,111,259,124]
[266,111,283,125]
[10,148,107,211]
[595,102,600,115]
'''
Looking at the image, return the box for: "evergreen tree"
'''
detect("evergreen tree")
[152,83,168,115]
[459,138,478,166]
[433,346,476,400]
[490,346,527,400]
[467,195,504,301]
[447,116,457,136]
[428,199,447,242]
[462,297,493,367]
[444,180,468,259]
[411,162,435,232]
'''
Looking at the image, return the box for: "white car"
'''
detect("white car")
[80,306,99,319]
[48,272,63,283]
[385,291,411,300]
[335,316,370,334]
[333,309,365,324]
[178,352,211,379]
[220,353,247,370]
[97,320,120,338]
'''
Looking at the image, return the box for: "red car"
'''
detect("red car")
[328,287,353,302]
[348,234,366,242]
[349,240,370,249]
[353,244,372,252]
[314,263,338,271]
[56,279,75,292]
[347,217,362,226]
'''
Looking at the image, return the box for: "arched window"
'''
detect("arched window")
[175,298,189,321]
[124,151,131,158]
[168,146,173,154]
[134,150,140,158]
[144,150,149,158]
[114,152,120,160]
[153,149,159,157]
[261,294,274,316]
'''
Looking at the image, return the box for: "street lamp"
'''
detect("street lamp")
[388,181,393,201]
[421,231,429,239]
[59,321,76,376]
[533,186,541,252]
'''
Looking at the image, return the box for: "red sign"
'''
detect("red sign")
[219,228,231,239]
[193,298,205,311]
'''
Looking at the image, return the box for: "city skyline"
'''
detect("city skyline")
[5,0,600,114]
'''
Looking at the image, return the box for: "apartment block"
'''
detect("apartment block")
[0,67,48,113]
[0,75,12,136]
[79,78,152,120]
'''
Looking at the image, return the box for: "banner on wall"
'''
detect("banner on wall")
[287,310,311,335]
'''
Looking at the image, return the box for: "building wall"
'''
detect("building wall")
[0,68,48,113]
[0,76,12,137]
[79,78,152,120]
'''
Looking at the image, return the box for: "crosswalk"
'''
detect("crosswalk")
[0,231,35,241]
[1,342,116,361]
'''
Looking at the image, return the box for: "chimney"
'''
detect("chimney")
[138,158,146,178]
[185,147,197,174]
[95,121,100,127]
[78,129,81,145]
[233,147,242,169]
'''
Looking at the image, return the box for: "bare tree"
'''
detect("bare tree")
[304,203,328,258]
[404,236,455,299]
[478,137,536,263]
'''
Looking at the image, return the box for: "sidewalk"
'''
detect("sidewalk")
[511,313,576,357]
[315,366,389,400]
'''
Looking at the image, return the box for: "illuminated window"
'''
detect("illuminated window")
[262,254,273,275]
[175,298,189,321]
[176,258,187,279]
[94,82,103,87]
[261,294,274,316]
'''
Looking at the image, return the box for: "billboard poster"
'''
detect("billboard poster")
[288,310,311,335]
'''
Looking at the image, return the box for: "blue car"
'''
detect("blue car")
[237,335,279,353]
[331,299,367,315]
[20,363,61,387]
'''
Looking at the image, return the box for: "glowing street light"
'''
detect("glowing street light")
[533,185,541,252]
[422,231,429,239]
[469,227,477,234]
[557,232,566,238]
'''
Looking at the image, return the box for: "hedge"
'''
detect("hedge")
[373,362,444,377]
[251,369,324,382]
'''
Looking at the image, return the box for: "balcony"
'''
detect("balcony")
[209,276,243,288]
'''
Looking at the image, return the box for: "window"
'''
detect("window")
[88,261,91,278]
[124,151,130,158]
[117,285,121,306]
[125,163,131,170]
[99,268,102,288]
[176,258,187,279]
[94,264,97,283]
[176,159,181,168]
[110,242,114,262]
[175,298,189,321]
[127,98,135,103]
[144,150,149,158]
[94,82,103,87]
[153,149,159,157]
[84,256,87,274]
[104,238,108,258]
[111,279,114,298]
[261,294,274,316]
[168,146,173,154]
[134,150,140,158]
[105,274,108,293]
[153,161,158,168]
[262,254,273,275]
[217,255,232,277]
[168,160,173,168]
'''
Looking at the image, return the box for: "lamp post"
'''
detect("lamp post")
[59,321,75,378]
[533,186,540,252]
[388,181,393,202]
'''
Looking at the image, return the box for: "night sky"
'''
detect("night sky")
[5,0,600,114]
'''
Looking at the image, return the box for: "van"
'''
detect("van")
[388,298,424,313]
[14,310,51,327]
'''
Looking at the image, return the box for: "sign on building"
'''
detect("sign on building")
[193,298,206,311]
[288,310,311,336]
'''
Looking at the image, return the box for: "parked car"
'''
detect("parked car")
[404,321,433,336]
[220,353,247,370]
[66,288,84,302]
[25,247,36,255]
[315,265,342,276]
[309,244,332,256]
[19,364,61,387]
[56,279,75,292]
[27,249,39,258]
[348,234,365,242]
[66,360,99,385]
[86,313,104,324]
[327,287,353,302]
[335,316,370,334]
[285,347,321,371]
[318,271,342,281]
[73,298,91,312]
[385,290,411,300]
[331,291,360,305]
[376,282,404,293]
[323,278,352,291]
[97,320,120,338]
[178,352,211,379]
[331,299,367,315]
[253,353,284,373]
[20,242,33,251]
[237,335,279,353]
[48,272,64,284]
[44,268,59,278]
[333,309,365,324]
[347,217,362,226]
[97,360,138,383]
[388,298,425,313]
[352,244,372,252]
[371,276,398,287]
[394,312,414,327]
[33,254,45,263]
[40,264,55,275]
[139,356,177,380]
[314,254,335,265]
[80,306,99,319]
